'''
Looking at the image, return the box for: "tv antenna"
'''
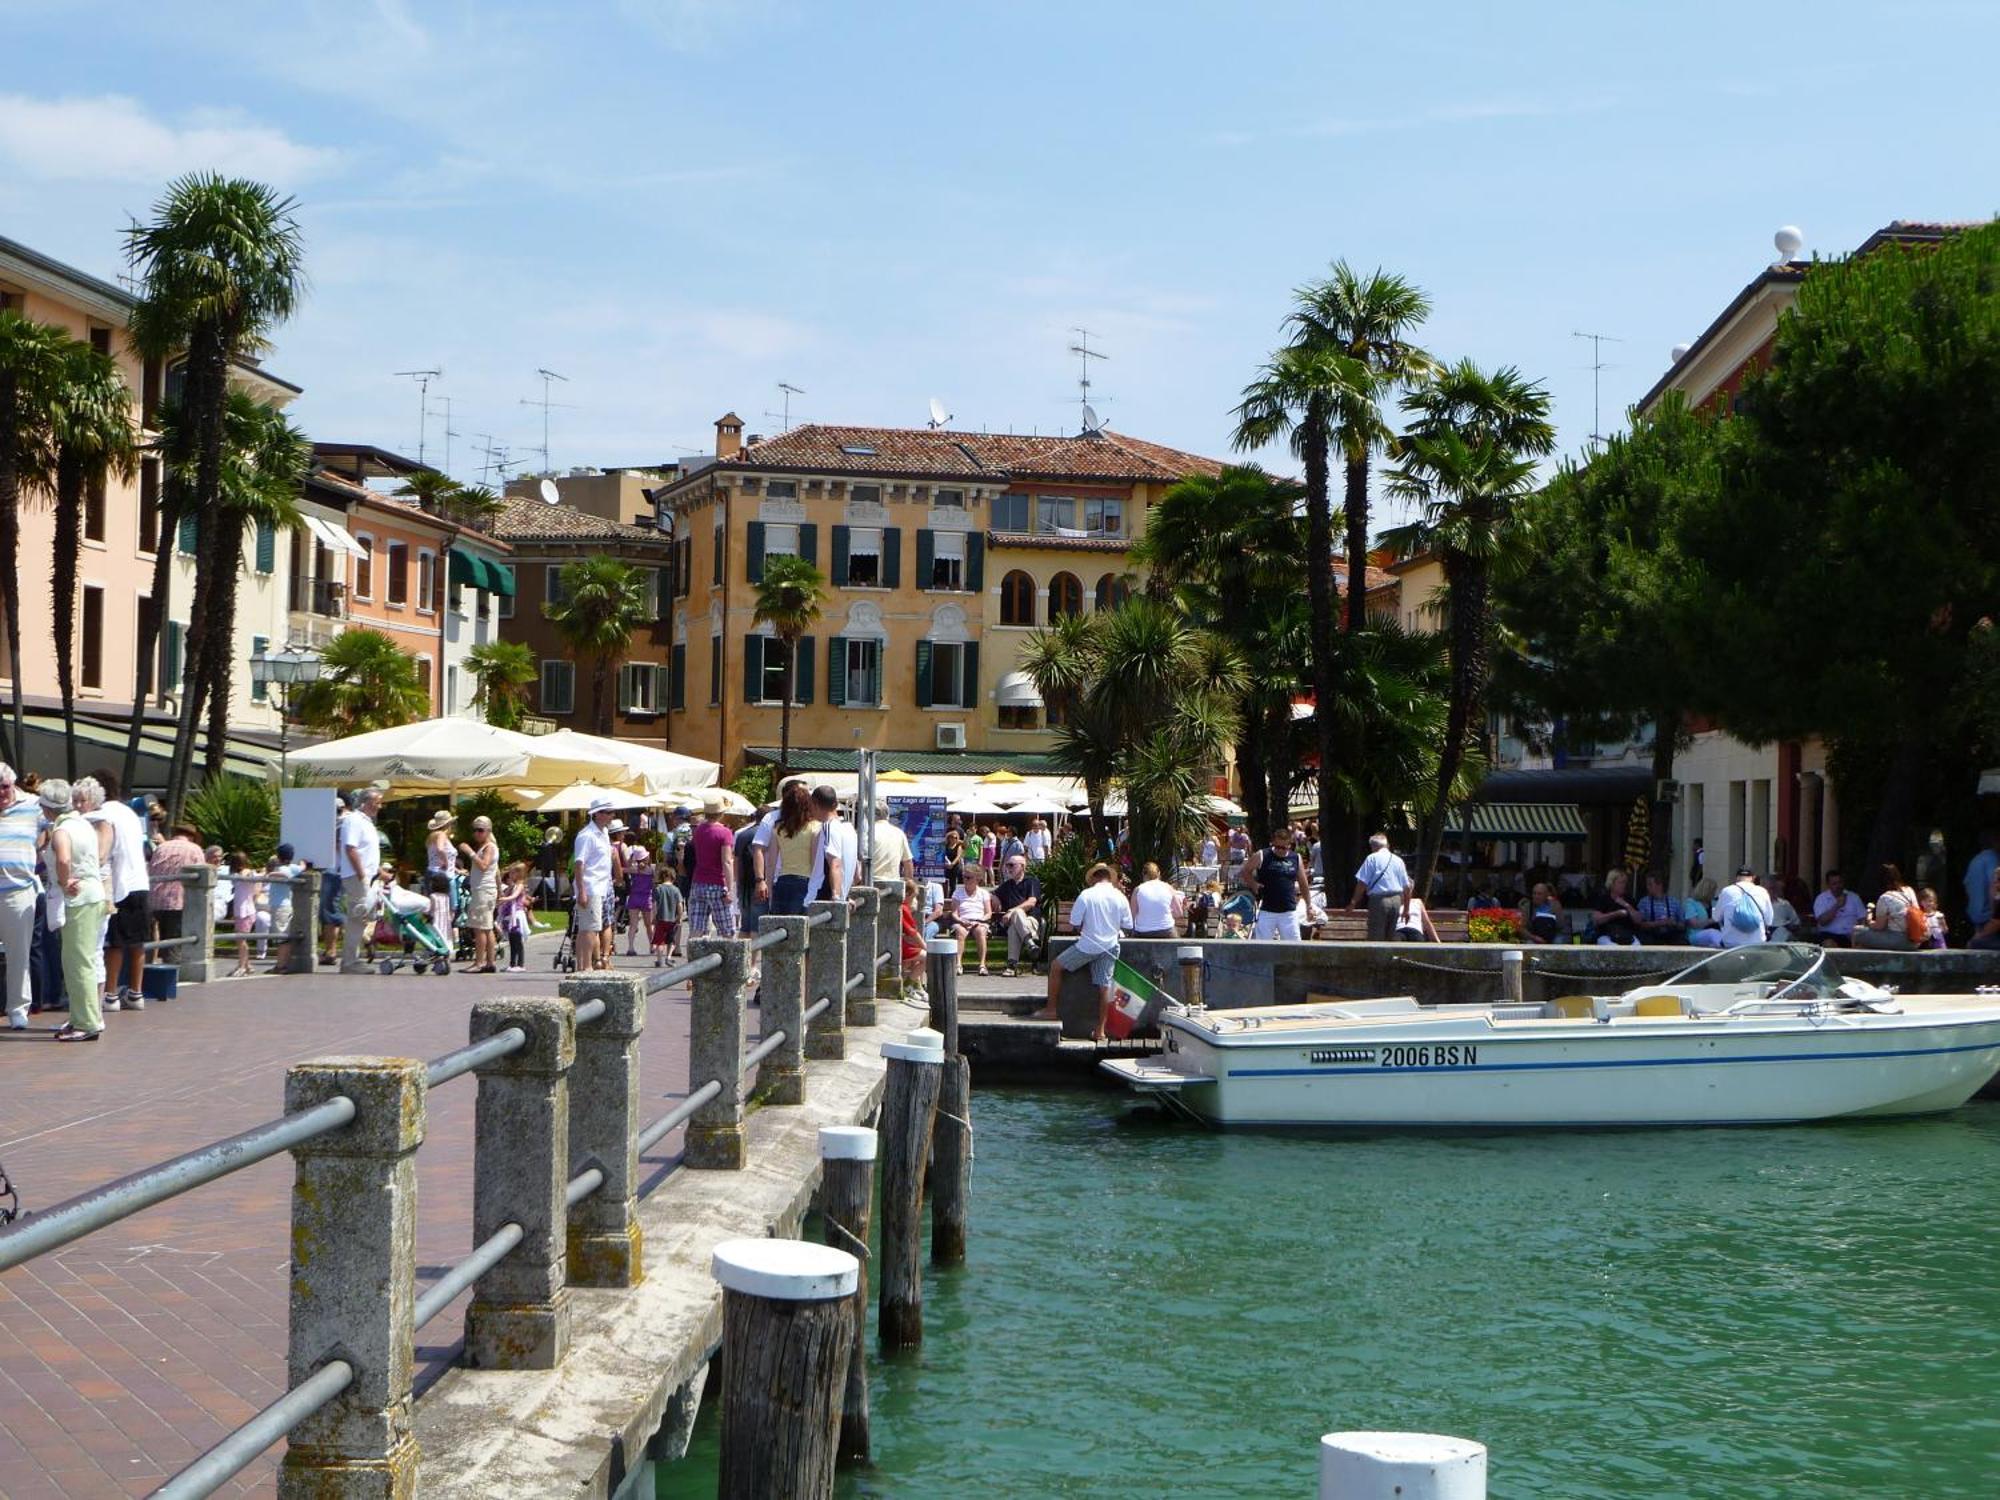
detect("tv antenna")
[426,395,458,478]
[1572,331,1622,445]
[474,435,520,488]
[927,396,953,430]
[394,367,441,466]
[518,368,575,474]
[766,382,805,433]
[1066,328,1107,434]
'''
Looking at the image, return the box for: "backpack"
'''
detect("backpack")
[1900,891,1928,944]
[1727,888,1764,933]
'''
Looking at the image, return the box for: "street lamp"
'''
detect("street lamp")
[251,645,324,780]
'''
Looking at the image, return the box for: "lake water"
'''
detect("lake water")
[661,1088,2000,1498]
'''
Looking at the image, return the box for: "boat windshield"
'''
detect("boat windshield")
[1660,942,1844,998]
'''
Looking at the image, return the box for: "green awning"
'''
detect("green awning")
[1447,802,1588,840]
[485,560,515,597]
[449,549,514,595]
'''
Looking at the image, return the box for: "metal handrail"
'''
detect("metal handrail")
[565,1165,605,1209]
[573,997,607,1026]
[644,949,723,994]
[414,1222,523,1329]
[426,1027,527,1088]
[142,936,200,951]
[748,926,789,954]
[150,1359,354,1500]
[636,1078,722,1156]
[741,1028,788,1075]
[843,971,865,995]
[0,1096,356,1272]
[802,995,830,1024]
[806,908,834,928]
[875,949,892,970]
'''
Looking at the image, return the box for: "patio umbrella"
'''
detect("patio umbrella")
[878,769,921,782]
[530,781,661,814]
[528,729,716,794]
[1623,795,1652,874]
[1004,796,1069,816]
[946,795,1010,816]
[977,769,1026,786]
[290,719,538,794]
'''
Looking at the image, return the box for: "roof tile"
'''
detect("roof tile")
[689,423,1224,486]
[491,494,670,546]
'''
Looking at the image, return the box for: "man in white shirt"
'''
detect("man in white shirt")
[1810,869,1864,946]
[1348,832,1413,941]
[572,796,618,970]
[869,798,915,886]
[1023,817,1052,864]
[803,785,856,904]
[85,771,152,1011]
[1714,865,1774,947]
[338,788,384,973]
[1034,862,1131,1042]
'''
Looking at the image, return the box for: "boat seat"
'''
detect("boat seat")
[1547,995,1601,1020]
[1631,993,1685,1018]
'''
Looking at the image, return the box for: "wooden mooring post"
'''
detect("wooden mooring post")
[924,938,970,1267]
[818,1125,877,1464]
[710,1238,859,1500]
[876,1026,944,1350]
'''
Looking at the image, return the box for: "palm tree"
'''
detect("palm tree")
[544,554,651,736]
[0,312,69,764]
[465,639,537,728]
[749,554,826,782]
[293,627,430,736]
[45,340,137,775]
[124,173,305,818]
[1387,361,1555,898]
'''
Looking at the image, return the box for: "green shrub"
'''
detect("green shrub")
[729,764,774,808]
[452,789,543,867]
[1030,831,1094,907]
[186,775,279,862]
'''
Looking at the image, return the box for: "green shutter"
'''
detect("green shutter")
[709,635,722,704]
[966,532,984,593]
[659,566,673,619]
[831,526,849,586]
[916,529,934,591]
[799,523,818,567]
[794,637,815,705]
[868,641,883,706]
[712,528,723,585]
[671,644,686,709]
[882,527,901,588]
[915,639,934,708]
[961,640,980,710]
[827,635,847,706]
[177,512,198,555]
[254,519,275,574]
[163,621,184,689]
[746,522,766,583]
[743,634,763,703]
[250,635,270,700]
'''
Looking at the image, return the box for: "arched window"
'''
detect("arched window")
[1094,573,1129,611]
[1048,572,1083,621]
[1000,569,1036,626]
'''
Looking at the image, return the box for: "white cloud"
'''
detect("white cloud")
[0,92,346,185]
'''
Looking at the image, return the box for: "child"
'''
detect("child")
[1919,887,1948,949]
[900,876,926,987]
[651,869,685,966]
[623,845,655,957]
[497,863,530,972]
[227,851,261,977]
[1189,878,1223,936]
[1222,911,1249,940]
[368,867,402,961]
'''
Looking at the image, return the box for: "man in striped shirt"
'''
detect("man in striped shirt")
[0,763,43,1029]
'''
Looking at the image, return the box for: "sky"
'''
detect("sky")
[2,0,1995,522]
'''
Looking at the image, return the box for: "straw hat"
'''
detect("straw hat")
[701,788,727,815]
[427,810,455,832]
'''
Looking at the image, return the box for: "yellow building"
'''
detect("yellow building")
[656,415,1221,776]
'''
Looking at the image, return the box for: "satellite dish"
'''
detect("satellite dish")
[1774,225,1805,262]
[1081,403,1101,433]
[538,478,560,505]
[927,397,952,430]
[1670,342,1692,363]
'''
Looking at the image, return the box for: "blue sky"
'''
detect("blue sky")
[2,0,1995,518]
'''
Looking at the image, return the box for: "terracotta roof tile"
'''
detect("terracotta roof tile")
[700,423,1224,485]
[1331,556,1398,596]
[985,532,1132,554]
[491,494,669,547]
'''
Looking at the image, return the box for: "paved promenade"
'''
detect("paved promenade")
[0,933,710,1498]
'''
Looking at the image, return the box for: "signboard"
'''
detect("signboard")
[890,795,949,882]
[280,787,341,871]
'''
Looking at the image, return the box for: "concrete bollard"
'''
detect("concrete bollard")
[686,936,751,1168]
[848,884,880,1026]
[877,1026,944,1350]
[279,1056,425,1499]
[1177,944,1204,1008]
[465,997,575,1369]
[560,972,647,1288]
[755,914,809,1105]
[1319,1432,1487,1500]
[287,869,321,975]
[805,899,849,1060]
[874,878,902,1003]
[1500,949,1524,1005]
[818,1125,877,1465]
[182,863,215,985]
[712,1238,859,1500]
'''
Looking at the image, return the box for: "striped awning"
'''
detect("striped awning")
[1447,802,1588,840]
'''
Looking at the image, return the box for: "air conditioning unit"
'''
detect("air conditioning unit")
[935,723,967,751]
[1655,778,1683,803]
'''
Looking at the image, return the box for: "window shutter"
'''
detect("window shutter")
[916,529,934,591]
[882,527,901,589]
[961,640,980,710]
[799,523,818,567]
[869,643,883,707]
[827,635,848,707]
[915,639,934,708]
[712,527,723,585]
[709,635,722,704]
[794,637,815,705]
[250,635,270,700]
[831,526,849,586]
[671,644,686,709]
[177,512,198,555]
[746,521,766,583]
[966,532,985,593]
[254,519,275,574]
[163,621,184,689]
[743,634,763,703]
[659,566,674,619]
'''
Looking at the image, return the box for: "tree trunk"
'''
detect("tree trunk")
[1343,451,1370,636]
[203,519,247,783]
[53,457,82,777]
[122,501,178,794]
[593,651,613,735]
[1301,405,1343,903]
[0,376,21,766]
[777,644,794,785]
[1861,730,1929,898]
[1416,548,1489,903]
[1236,725,1269,847]
[1648,710,1677,890]
[164,329,231,820]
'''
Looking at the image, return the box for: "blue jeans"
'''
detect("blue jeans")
[770,875,809,917]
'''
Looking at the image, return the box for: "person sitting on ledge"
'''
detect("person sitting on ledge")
[1033,862,1130,1042]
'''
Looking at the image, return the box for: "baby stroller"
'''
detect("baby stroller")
[375,882,452,977]
[450,873,477,966]
[553,905,579,974]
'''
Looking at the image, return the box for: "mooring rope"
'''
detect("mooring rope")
[937,1108,975,1162]
[826,1219,872,1259]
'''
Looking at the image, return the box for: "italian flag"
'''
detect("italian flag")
[1104,959,1177,1040]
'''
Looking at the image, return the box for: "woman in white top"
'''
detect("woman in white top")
[44,779,107,1041]
[1130,861,1184,938]
[948,866,996,976]
[1394,896,1441,942]
[1853,862,1921,950]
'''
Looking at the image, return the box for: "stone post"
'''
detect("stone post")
[182,863,215,985]
[805,900,849,1060]
[755,914,809,1105]
[874,878,902,1004]
[465,997,574,1369]
[686,936,751,1169]
[287,868,321,975]
[847,884,880,1026]
[561,972,647,1288]
[279,1056,425,1500]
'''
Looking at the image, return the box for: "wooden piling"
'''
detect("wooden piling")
[876,1027,944,1350]
[1177,944,1205,1009]
[923,940,971,1266]
[818,1125,877,1465]
[710,1238,860,1500]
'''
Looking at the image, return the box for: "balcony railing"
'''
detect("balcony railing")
[289,577,346,618]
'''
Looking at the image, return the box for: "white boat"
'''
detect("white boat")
[1100,944,2000,1128]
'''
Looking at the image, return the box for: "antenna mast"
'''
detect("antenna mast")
[394,367,442,466]
[1066,327,1107,432]
[427,395,457,479]
[1571,330,1623,445]
[519,368,573,475]
[768,382,805,433]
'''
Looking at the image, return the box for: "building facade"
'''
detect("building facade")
[653,415,1222,777]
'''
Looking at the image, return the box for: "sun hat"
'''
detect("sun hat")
[472,815,492,831]
[589,794,617,815]
[428,810,455,831]
[609,819,627,833]
[701,788,726,815]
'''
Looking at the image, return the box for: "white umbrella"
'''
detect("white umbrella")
[529,781,660,814]
[529,729,716,794]
[290,719,538,792]
[1004,796,1069,816]
[946,795,1009,816]
[710,787,757,816]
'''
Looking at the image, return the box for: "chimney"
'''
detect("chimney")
[715,411,744,460]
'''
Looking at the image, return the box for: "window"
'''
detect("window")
[1084,497,1124,536]
[840,444,877,457]
[497,584,512,620]
[1048,571,1083,621]
[930,529,964,590]
[139,459,160,553]
[765,479,797,500]
[832,637,881,707]
[414,655,432,706]
[653,566,672,618]
[619,662,659,714]
[670,644,687,710]
[850,484,882,506]
[89,325,111,357]
[387,542,409,605]
[85,470,106,543]
[742,635,814,705]
[712,521,723,585]
[759,637,790,703]
[254,519,276,574]
[993,492,1030,531]
[921,640,976,709]
[177,512,198,556]
[353,535,374,599]
[250,635,270,701]
[449,577,463,615]
[844,527,881,586]
[417,551,437,613]
[998,704,1039,730]
[545,562,568,607]
[673,535,692,598]
[1037,496,1074,533]
[541,659,574,715]
[764,523,799,559]
[80,585,104,690]
[1095,573,1130,611]
[934,488,965,509]
[1000,570,1035,625]
[709,634,722,706]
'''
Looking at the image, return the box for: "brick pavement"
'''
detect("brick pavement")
[0,934,713,1498]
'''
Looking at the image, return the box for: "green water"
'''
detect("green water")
[663,1090,2000,1498]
